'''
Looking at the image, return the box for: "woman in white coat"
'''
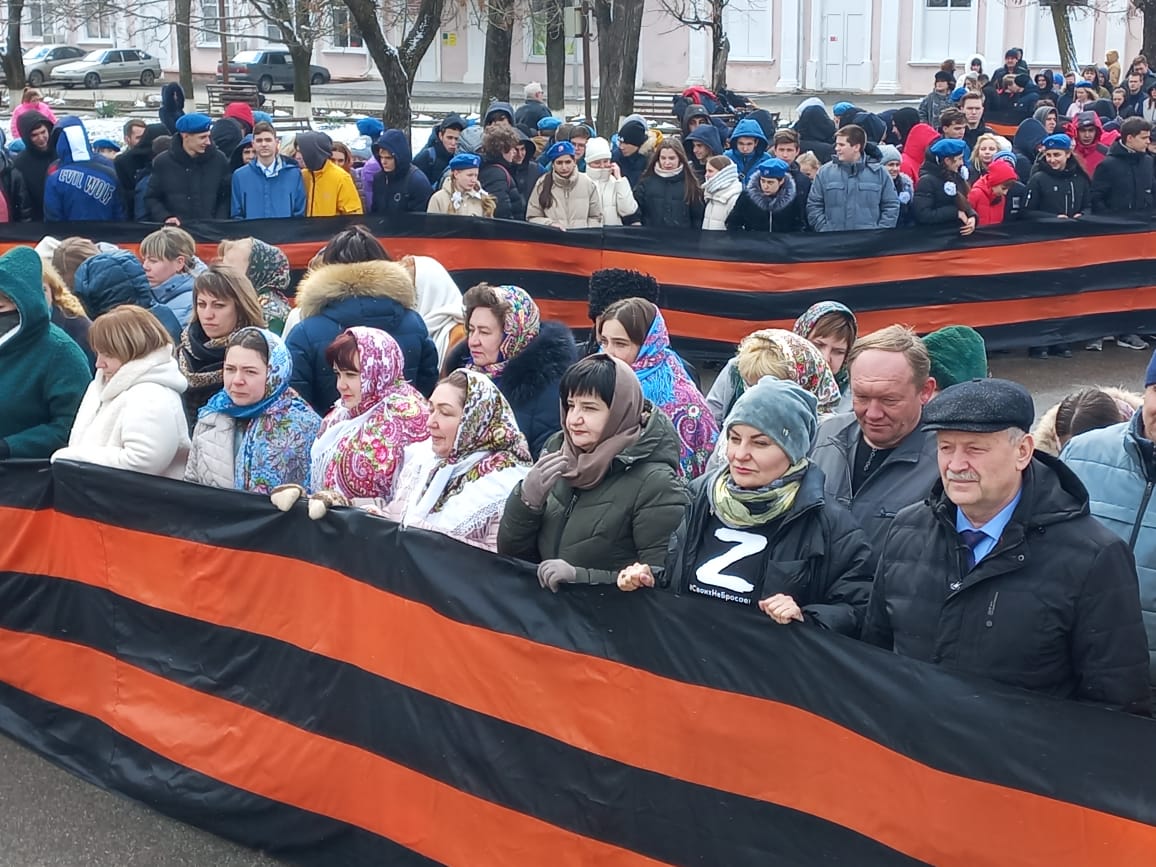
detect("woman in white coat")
[701,155,744,230]
[584,136,639,226]
[52,305,190,478]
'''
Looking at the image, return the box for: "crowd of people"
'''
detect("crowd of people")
[2,216,1155,720]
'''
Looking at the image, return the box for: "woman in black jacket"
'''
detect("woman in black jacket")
[619,377,873,636]
[725,157,804,233]
[1024,134,1091,217]
[477,125,526,220]
[913,137,977,235]
[631,139,705,229]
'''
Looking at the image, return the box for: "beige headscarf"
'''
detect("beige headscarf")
[559,355,644,490]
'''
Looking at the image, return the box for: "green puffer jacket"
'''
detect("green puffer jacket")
[498,405,690,585]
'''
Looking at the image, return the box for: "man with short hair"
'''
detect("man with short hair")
[123,119,147,151]
[960,92,994,149]
[1132,55,1156,93]
[12,110,55,221]
[938,107,967,141]
[1091,115,1154,213]
[771,128,812,229]
[806,124,899,232]
[1121,72,1148,118]
[412,113,465,187]
[515,81,551,131]
[865,378,1150,716]
[231,120,306,219]
[810,325,939,566]
[145,113,232,225]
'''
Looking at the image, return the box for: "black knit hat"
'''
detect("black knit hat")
[587,269,660,321]
[934,70,955,85]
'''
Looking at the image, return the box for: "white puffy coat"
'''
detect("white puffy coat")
[586,167,639,226]
[184,411,237,489]
[53,347,190,479]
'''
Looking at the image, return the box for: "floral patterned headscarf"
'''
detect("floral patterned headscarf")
[431,369,532,511]
[311,326,430,500]
[202,327,321,493]
[792,300,857,393]
[247,239,292,334]
[745,329,842,415]
[467,285,541,379]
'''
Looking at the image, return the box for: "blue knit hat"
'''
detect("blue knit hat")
[448,153,481,170]
[1042,133,1073,151]
[751,157,789,179]
[175,113,212,134]
[356,117,385,138]
[7,139,24,154]
[950,86,968,103]
[929,138,968,159]
[544,140,576,162]
[1053,72,1065,87]
[1147,350,1156,388]
[833,101,854,117]
[724,377,818,465]
[92,138,119,151]
[253,110,273,125]
[537,116,563,132]
[992,149,1018,167]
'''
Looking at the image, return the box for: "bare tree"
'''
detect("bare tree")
[1132,0,1156,63]
[1043,0,1079,74]
[3,0,28,99]
[660,0,729,93]
[245,0,334,113]
[592,0,644,135]
[481,0,515,114]
[541,0,566,109]
[174,0,194,100]
[340,0,446,133]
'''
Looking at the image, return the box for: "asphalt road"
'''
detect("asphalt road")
[0,344,1146,864]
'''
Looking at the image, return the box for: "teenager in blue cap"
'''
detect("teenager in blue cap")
[1024,133,1091,218]
[427,152,496,217]
[725,157,804,233]
[145,113,231,223]
[913,137,976,234]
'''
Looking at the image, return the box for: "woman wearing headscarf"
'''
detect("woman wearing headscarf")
[792,300,858,399]
[498,354,689,591]
[185,327,321,494]
[913,137,977,235]
[618,378,873,637]
[383,369,531,550]
[597,297,718,479]
[526,141,602,229]
[399,253,465,365]
[444,283,577,457]
[217,237,292,334]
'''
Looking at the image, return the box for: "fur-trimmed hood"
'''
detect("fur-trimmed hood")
[294,260,417,319]
[1032,385,1142,456]
[744,171,797,213]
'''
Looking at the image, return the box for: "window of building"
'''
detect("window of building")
[84,8,113,40]
[199,0,222,47]
[331,5,363,49]
[915,0,977,63]
[527,0,575,62]
[26,0,46,39]
[724,0,772,62]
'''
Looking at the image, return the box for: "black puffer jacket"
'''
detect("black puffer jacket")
[479,157,525,220]
[113,122,170,219]
[0,147,31,222]
[913,154,976,224]
[1090,140,1155,213]
[145,134,232,222]
[863,453,1151,715]
[663,464,873,636]
[1024,155,1092,217]
[631,171,705,229]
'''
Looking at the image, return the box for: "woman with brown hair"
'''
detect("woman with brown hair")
[52,305,191,479]
[178,264,267,428]
[913,137,977,235]
[525,141,601,229]
[41,258,95,368]
[478,124,526,220]
[631,138,705,230]
[50,236,102,290]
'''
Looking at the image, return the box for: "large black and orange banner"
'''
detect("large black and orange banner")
[1,213,1154,354]
[2,459,1156,865]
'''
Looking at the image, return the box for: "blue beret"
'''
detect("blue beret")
[253,111,273,125]
[356,117,384,137]
[833,101,854,116]
[929,137,968,159]
[1041,133,1073,151]
[1052,72,1065,86]
[752,157,790,180]
[537,116,563,132]
[544,141,576,162]
[922,378,1034,434]
[92,138,119,151]
[175,113,212,134]
[448,153,481,170]
[949,86,968,103]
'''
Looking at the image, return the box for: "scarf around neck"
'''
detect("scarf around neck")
[653,163,684,179]
[466,284,541,379]
[178,319,230,389]
[709,460,809,529]
[704,163,738,196]
[559,355,643,490]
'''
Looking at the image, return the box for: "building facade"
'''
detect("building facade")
[10,0,1148,96]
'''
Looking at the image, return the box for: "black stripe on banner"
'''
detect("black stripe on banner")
[0,460,55,510]
[0,680,432,867]
[0,568,928,867]
[47,463,1156,828]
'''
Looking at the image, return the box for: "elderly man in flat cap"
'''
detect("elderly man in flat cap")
[864,378,1150,715]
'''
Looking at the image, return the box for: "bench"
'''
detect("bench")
[206,83,262,115]
[272,116,314,135]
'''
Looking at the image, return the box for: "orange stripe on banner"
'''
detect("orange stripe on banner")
[0,627,668,867]
[2,507,1154,867]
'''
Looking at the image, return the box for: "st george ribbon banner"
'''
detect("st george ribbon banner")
[1,459,1156,865]
[2,213,1155,355]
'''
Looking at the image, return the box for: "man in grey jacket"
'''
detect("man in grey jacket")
[810,325,940,570]
[806,125,899,232]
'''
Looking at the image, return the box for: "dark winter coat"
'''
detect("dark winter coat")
[793,105,837,164]
[0,248,90,459]
[158,82,186,134]
[209,116,245,162]
[71,251,182,342]
[809,412,940,572]
[892,171,916,227]
[684,124,724,182]
[412,113,466,186]
[513,133,542,205]
[663,465,873,636]
[287,260,439,414]
[51,307,95,370]
[863,454,1151,716]
[114,122,169,219]
[498,405,690,585]
[12,110,55,221]
[1024,155,1092,217]
[725,172,804,232]
[612,145,649,190]
[514,98,551,132]
[145,135,232,222]
[370,130,434,215]
[444,319,577,457]
[1090,140,1155,213]
[478,156,525,220]
[632,171,705,230]
[0,148,31,222]
[44,117,124,222]
[913,156,976,225]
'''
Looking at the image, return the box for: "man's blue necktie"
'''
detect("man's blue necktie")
[959,528,987,572]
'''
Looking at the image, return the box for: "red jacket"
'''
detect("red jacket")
[1066,113,1111,178]
[967,160,1019,225]
[901,124,940,182]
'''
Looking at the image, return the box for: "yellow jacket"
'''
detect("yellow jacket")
[302,161,363,217]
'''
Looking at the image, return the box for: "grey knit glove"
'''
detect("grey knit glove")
[538,559,579,593]
[520,451,567,510]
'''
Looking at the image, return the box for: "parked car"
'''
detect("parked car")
[217,50,330,93]
[52,48,161,89]
[23,44,87,87]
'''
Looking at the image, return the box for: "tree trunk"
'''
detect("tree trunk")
[4,0,27,100]
[593,0,644,135]
[1049,2,1078,76]
[711,35,729,95]
[174,0,195,107]
[289,43,313,116]
[1141,2,1156,65]
[481,0,514,115]
[545,0,566,110]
